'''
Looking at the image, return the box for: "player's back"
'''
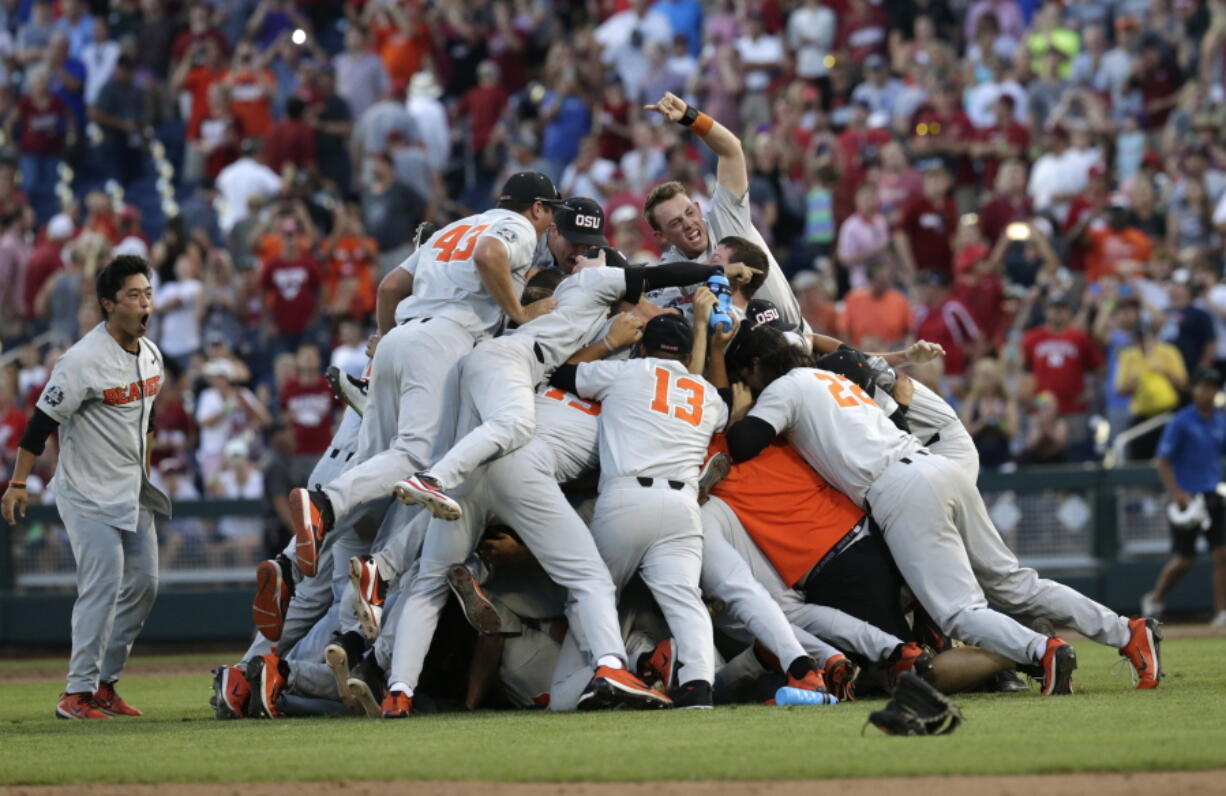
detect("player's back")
[397,208,537,336]
[511,266,627,372]
[579,357,728,490]
[750,367,922,506]
[533,386,601,483]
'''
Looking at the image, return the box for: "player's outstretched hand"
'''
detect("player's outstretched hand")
[365,332,381,358]
[906,340,946,363]
[1,485,27,526]
[644,91,687,122]
[606,312,644,349]
[893,373,914,406]
[521,297,557,323]
[692,286,716,326]
[722,261,762,287]
[729,383,754,424]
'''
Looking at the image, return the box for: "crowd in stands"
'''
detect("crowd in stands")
[4,0,1226,533]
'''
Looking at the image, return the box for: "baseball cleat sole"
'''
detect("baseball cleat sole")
[347,677,382,718]
[447,566,502,635]
[326,365,367,417]
[325,645,361,714]
[698,452,731,501]
[348,557,383,642]
[393,479,463,521]
[289,490,319,578]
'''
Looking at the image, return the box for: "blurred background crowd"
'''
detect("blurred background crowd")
[3,0,1226,537]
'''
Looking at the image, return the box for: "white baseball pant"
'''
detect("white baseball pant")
[60,502,158,694]
[322,316,474,519]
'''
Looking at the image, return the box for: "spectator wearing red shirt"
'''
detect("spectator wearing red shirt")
[225,41,277,140]
[1063,164,1111,273]
[595,78,633,162]
[911,84,975,187]
[150,372,196,470]
[263,97,317,174]
[171,3,229,62]
[0,379,27,477]
[972,95,1030,191]
[914,271,983,381]
[9,67,76,225]
[894,163,957,281]
[279,344,338,484]
[1021,293,1105,450]
[260,217,322,352]
[21,213,73,322]
[953,251,1006,346]
[456,61,508,157]
[1132,38,1182,131]
[978,159,1032,245]
[1079,196,1153,283]
[172,38,227,141]
[836,0,888,64]
[836,103,891,191]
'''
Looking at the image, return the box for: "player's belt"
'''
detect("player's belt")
[795,516,872,589]
[399,316,433,326]
[636,476,685,491]
[898,450,931,465]
[534,342,545,363]
[925,432,941,447]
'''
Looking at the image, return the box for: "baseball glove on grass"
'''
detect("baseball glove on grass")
[865,671,964,736]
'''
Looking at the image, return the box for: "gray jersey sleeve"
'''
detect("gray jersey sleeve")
[37,349,92,423]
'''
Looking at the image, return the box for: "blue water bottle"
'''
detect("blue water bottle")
[774,686,839,707]
[707,273,733,333]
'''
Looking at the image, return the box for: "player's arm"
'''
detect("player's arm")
[375,266,414,336]
[566,312,644,365]
[2,409,59,525]
[725,413,774,462]
[644,91,748,197]
[464,634,505,711]
[807,333,945,365]
[688,287,715,375]
[474,237,552,326]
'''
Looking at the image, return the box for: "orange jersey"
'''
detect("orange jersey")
[324,236,378,318]
[709,435,865,587]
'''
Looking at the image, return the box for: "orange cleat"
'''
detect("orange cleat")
[578,665,672,710]
[889,642,934,688]
[93,681,142,716]
[246,653,288,718]
[1040,637,1077,696]
[252,556,294,641]
[289,489,326,578]
[56,692,110,720]
[381,690,413,718]
[639,638,677,693]
[823,654,857,702]
[1119,617,1163,690]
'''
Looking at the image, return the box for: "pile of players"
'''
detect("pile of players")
[211,94,1164,720]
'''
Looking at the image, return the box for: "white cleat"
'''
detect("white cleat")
[326,365,368,417]
[393,473,463,520]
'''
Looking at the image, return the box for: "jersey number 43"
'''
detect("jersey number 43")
[432,224,489,262]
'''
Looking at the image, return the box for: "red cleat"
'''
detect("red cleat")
[211,665,250,719]
[349,555,386,642]
[639,638,677,693]
[381,690,413,718]
[1119,617,1163,690]
[289,489,325,578]
[93,681,142,716]
[246,653,287,718]
[889,642,934,688]
[56,692,110,720]
[578,666,672,710]
[252,556,294,641]
[1040,637,1077,696]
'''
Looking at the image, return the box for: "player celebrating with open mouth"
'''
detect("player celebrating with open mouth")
[2,255,171,719]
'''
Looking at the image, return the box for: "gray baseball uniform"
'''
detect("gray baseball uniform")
[576,357,728,688]
[427,265,632,492]
[748,368,1130,663]
[321,209,538,519]
[35,323,171,694]
[656,184,804,330]
[386,388,626,694]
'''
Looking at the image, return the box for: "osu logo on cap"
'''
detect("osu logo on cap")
[572,214,601,229]
[751,306,781,329]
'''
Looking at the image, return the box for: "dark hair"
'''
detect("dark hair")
[286,96,306,120]
[727,326,813,386]
[522,268,565,303]
[496,198,535,213]
[717,235,769,297]
[96,255,151,318]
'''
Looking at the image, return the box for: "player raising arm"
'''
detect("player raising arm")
[2,256,170,720]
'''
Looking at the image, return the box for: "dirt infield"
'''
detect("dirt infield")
[4,771,1226,796]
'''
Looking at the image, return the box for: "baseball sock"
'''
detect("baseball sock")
[597,656,623,670]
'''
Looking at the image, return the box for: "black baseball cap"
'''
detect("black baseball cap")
[641,313,693,358]
[1193,367,1224,388]
[814,348,875,393]
[745,298,796,332]
[498,171,566,206]
[555,197,608,246]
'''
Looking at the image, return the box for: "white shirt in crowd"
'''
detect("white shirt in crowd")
[80,38,120,104]
[788,5,837,79]
[561,158,618,204]
[406,94,450,173]
[736,33,784,92]
[155,278,203,360]
[216,157,282,233]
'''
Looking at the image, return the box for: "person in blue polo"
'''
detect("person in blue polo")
[1142,368,1226,626]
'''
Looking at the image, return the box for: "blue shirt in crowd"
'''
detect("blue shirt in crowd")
[1156,404,1226,493]
[655,0,704,55]
[540,92,590,166]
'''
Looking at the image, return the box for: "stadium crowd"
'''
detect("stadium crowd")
[2,0,1226,521]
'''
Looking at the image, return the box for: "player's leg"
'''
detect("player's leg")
[638,492,715,697]
[407,340,539,496]
[700,520,811,670]
[485,441,628,668]
[97,510,159,690]
[868,457,1048,666]
[384,494,492,705]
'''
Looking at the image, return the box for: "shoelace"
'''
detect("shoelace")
[1113,654,1141,686]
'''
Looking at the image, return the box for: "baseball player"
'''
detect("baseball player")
[289,171,563,577]
[642,92,802,330]
[724,326,1164,693]
[559,314,732,708]
[2,255,170,720]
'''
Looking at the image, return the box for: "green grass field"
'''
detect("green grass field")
[2,637,1226,786]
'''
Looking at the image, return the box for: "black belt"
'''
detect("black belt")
[899,450,930,465]
[534,341,545,363]
[796,517,871,589]
[925,432,941,447]
[400,316,433,326]
[637,476,684,491]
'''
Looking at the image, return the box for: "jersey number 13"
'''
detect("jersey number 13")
[650,367,705,427]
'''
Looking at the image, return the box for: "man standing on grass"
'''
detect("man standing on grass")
[1142,368,1226,626]
[1,255,170,720]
